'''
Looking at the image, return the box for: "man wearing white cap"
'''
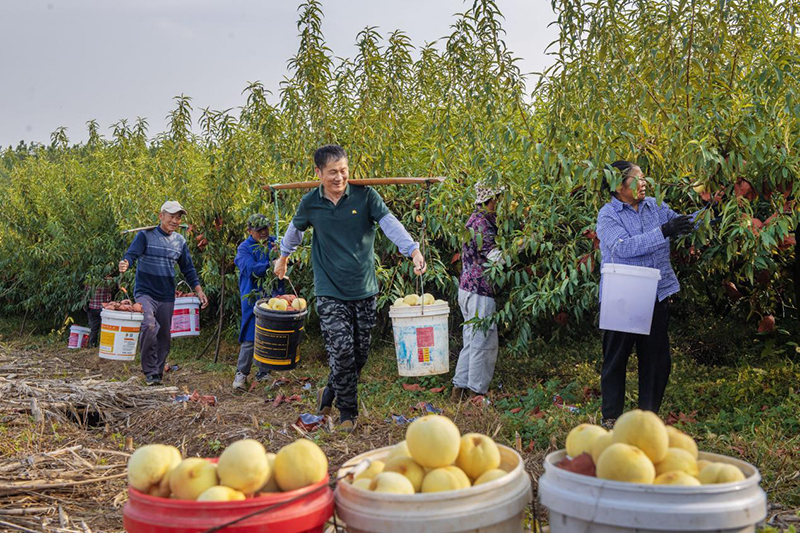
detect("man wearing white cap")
[119,201,208,385]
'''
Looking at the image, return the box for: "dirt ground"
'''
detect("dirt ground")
[0,340,547,532]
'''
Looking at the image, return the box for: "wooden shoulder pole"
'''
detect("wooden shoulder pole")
[263,177,446,191]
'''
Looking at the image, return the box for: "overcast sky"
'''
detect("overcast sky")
[0,0,558,148]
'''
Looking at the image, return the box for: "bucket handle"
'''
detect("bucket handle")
[416,274,427,316]
[608,238,624,273]
[416,182,432,315]
[113,270,131,302]
[282,275,300,298]
[174,280,198,298]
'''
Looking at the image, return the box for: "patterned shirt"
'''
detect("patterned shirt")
[596,196,681,302]
[123,226,200,302]
[459,209,498,297]
[86,286,113,309]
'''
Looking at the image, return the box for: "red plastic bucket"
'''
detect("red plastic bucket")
[123,472,333,533]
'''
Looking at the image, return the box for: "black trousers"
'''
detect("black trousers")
[601,298,671,420]
[87,308,103,347]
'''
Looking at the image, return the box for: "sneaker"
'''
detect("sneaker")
[338,418,356,433]
[232,372,247,392]
[145,375,162,386]
[316,387,334,416]
[450,386,467,402]
[255,372,271,383]
[601,418,616,430]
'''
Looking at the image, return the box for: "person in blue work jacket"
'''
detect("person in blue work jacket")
[596,161,696,428]
[232,214,284,391]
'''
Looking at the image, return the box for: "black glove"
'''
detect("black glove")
[661,215,694,238]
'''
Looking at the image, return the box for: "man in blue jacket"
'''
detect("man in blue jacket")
[119,201,208,385]
[232,214,284,391]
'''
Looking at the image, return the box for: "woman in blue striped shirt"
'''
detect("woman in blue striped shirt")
[596,161,695,428]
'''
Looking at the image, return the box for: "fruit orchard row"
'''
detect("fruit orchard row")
[0,0,798,352]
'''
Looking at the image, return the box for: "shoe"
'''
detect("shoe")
[255,372,271,383]
[316,387,334,416]
[450,386,467,402]
[601,418,616,430]
[145,375,162,386]
[338,418,356,433]
[232,372,247,392]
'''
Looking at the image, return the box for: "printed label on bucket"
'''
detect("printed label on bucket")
[416,327,434,346]
[99,330,115,352]
[171,307,195,334]
[120,333,138,355]
[99,323,140,357]
[254,325,302,366]
[393,323,449,375]
[68,332,80,348]
[416,327,434,363]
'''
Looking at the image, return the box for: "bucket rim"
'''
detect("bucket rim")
[174,296,201,305]
[336,444,526,501]
[100,309,144,320]
[388,302,450,318]
[127,471,331,508]
[254,298,309,318]
[543,449,762,492]
[70,325,91,332]
[601,263,662,279]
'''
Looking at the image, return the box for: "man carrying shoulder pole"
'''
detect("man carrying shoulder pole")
[275,144,426,432]
[119,201,209,385]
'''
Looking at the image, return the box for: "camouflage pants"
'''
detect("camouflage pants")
[317,295,377,418]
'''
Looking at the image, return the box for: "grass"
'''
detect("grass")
[1,310,798,530]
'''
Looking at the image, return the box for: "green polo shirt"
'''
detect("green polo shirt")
[292,184,391,301]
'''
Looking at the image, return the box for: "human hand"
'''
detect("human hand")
[661,215,694,238]
[195,287,209,309]
[118,259,129,273]
[412,249,427,275]
[274,255,289,280]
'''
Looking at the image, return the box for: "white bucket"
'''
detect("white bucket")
[68,325,90,349]
[599,264,661,335]
[388,303,450,376]
[335,444,532,533]
[539,450,767,533]
[99,309,144,361]
[171,296,201,338]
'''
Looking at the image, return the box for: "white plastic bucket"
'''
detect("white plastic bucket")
[99,309,144,361]
[599,264,661,335]
[171,296,201,338]
[539,450,767,533]
[388,302,450,376]
[68,325,90,349]
[335,444,532,533]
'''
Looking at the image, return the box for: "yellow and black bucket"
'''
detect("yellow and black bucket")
[253,298,308,370]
